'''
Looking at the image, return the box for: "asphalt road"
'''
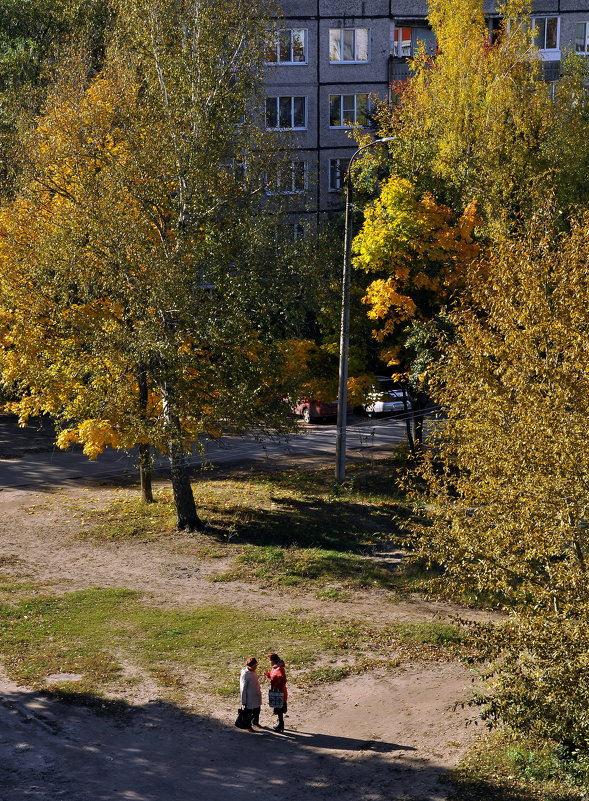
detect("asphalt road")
[0,417,409,490]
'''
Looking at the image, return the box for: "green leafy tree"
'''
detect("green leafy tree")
[0,0,308,530]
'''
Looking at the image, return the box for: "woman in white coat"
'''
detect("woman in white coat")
[239,657,263,732]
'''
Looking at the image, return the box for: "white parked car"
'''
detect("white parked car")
[363,377,410,417]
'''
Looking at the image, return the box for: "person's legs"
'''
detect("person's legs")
[244,708,254,731]
[273,701,286,732]
[251,707,261,727]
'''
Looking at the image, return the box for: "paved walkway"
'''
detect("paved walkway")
[0,415,56,458]
[0,417,409,490]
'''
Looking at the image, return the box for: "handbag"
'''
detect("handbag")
[268,689,284,709]
[235,707,250,729]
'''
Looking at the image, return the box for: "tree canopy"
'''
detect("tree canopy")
[349,0,589,426]
[353,176,479,365]
[0,0,109,194]
[368,0,589,225]
[0,0,308,528]
[413,198,589,751]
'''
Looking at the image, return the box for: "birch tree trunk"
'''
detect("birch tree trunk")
[161,380,203,531]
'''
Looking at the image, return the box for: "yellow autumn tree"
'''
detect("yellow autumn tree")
[367,0,589,225]
[355,176,479,338]
[413,197,589,753]
[0,0,306,529]
[350,0,588,447]
[351,176,480,445]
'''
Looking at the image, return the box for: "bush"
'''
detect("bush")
[469,615,589,753]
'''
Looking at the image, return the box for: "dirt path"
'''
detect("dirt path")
[0,484,482,800]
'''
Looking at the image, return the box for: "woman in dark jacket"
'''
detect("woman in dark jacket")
[264,652,288,732]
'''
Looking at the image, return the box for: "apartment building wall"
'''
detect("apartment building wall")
[265,1,589,219]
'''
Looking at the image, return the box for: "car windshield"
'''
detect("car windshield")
[371,379,403,394]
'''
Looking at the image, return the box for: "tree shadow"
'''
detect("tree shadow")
[0,686,557,801]
[193,460,416,555]
[206,494,398,551]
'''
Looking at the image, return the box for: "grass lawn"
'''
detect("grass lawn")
[1,456,456,704]
[2,455,586,796]
[73,458,433,592]
[0,581,462,704]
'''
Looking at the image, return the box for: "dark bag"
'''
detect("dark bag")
[235,707,250,729]
[268,689,284,709]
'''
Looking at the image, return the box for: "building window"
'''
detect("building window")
[533,17,559,50]
[265,96,307,130]
[266,29,307,64]
[222,158,247,187]
[329,158,350,191]
[266,161,307,194]
[391,26,436,58]
[487,17,502,45]
[576,22,589,55]
[329,28,369,63]
[289,223,306,241]
[329,94,369,128]
[392,27,412,57]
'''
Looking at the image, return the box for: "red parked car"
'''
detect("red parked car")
[294,398,351,424]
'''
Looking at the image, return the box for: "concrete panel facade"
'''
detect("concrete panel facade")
[266,1,589,218]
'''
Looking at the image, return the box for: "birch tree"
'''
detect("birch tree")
[414,200,589,751]
[0,0,306,530]
[368,0,589,225]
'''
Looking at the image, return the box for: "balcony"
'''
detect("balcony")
[542,60,561,82]
[389,56,412,84]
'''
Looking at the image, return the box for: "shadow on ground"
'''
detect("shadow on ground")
[205,495,399,551]
[0,686,546,801]
[196,465,414,552]
[0,415,57,459]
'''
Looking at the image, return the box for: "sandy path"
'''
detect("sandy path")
[0,484,482,800]
[1,663,476,801]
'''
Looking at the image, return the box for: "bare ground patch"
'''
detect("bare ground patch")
[0,479,485,800]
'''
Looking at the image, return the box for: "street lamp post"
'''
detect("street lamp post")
[335,137,394,484]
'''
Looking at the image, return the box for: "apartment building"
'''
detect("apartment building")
[264,1,589,221]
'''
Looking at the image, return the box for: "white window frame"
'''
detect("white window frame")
[265,29,307,65]
[265,160,307,195]
[329,94,369,129]
[575,22,589,55]
[290,222,306,242]
[532,16,560,51]
[329,28,370,63]
[328,158,350,192]
[391,26,412,58]
[265,96,307,131]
